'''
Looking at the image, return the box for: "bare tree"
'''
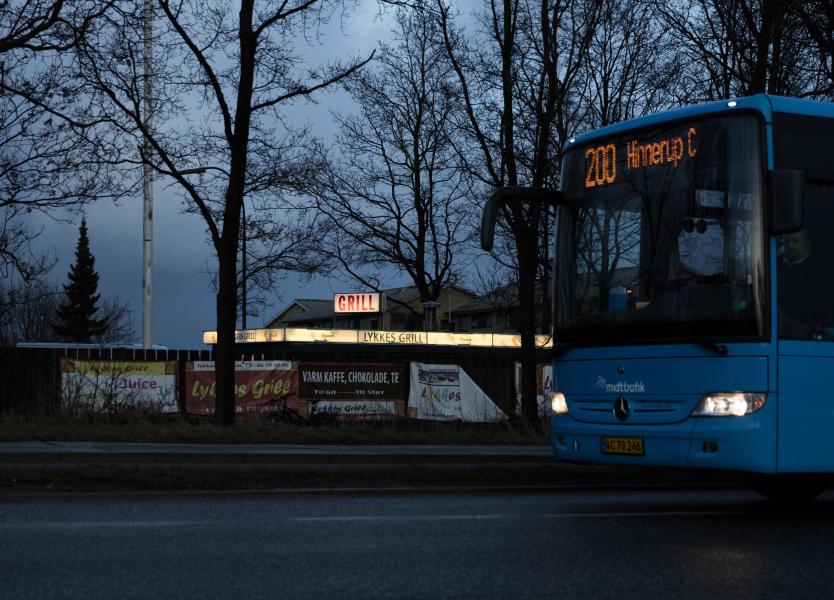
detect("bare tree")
[0,0,128,319]
[208,199,322,326]
[71,0,372,425]
[655,0,830,100]
[0,207,53,287]
[95,294,135,344]
[0,0,68,53]
[0,279,57,346]
[0,280,133,346]
[438,0,600,424]
[793,0,834,95]
[313,7,469,316]
[581,0,680,128]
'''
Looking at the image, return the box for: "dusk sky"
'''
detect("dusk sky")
[31,3,422,349]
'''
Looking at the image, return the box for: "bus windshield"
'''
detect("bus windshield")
[555,115,766,344]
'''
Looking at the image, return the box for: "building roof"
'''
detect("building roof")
[382,284,475,308]
[382,285,422,304]
[264,284,476,327]
[265,299,334,327]
[454,282,541,315]
[454,289,517,315]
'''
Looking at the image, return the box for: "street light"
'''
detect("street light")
[241,199,247,329]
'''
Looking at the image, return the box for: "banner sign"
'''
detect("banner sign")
[60,359,178,414]
[514,363,553,417]
[310,400,399,418]
[298,362,406,420]
[408,362,507,422]
[203,327,552,348]
[185,360,300,418]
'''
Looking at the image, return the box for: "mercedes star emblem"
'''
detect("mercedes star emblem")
[614,396,630,421]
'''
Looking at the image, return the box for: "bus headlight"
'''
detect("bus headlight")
[551,392,569,415]
[691,392,766,417]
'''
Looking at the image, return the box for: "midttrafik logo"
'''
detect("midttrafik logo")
[596,376,646,393]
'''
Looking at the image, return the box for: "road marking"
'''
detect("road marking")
[290,510,741,523]
[292,515,507,522]
[542,510,741,519]
[0,520,203,530]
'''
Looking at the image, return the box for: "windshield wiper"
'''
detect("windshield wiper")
[662,326,728,356]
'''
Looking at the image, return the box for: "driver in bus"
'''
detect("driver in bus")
[780,229,811,267]
[778,228,833,339]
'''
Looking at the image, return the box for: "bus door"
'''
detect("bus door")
[776,182,834,472]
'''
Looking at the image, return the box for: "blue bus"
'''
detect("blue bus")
[482,94,834,500]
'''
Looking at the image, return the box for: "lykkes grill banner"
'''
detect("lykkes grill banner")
[60,359,178,413]
[408,362,507,422]
[298,363,406,420]
[185,361,300,418]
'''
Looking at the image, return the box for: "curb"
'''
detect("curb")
[0,451,555,467]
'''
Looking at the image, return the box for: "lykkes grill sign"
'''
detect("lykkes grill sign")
[333,293,384,313]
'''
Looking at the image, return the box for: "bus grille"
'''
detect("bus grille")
[569,396,694,424]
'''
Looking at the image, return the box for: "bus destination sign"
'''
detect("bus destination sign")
[584,126,699,189]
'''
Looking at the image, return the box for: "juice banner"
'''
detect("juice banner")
[60,359,178,414]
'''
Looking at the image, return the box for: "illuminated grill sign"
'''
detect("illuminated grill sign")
[334,293,385,314]
[584,127,699,189]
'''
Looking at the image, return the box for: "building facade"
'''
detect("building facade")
[265,285,478,332]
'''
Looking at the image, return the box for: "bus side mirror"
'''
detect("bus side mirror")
[480,186,565,251]
[769,169,804,235]
[480,194,502,251]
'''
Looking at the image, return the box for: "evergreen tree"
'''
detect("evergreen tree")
[53,218,108,342]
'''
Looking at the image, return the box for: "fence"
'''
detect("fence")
[0,347,212,417]
[0,343,539,418]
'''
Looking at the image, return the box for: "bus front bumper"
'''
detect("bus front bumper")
[551,414,776,473]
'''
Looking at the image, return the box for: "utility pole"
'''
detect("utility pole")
[241,200,247,329]
[142,0,153,347]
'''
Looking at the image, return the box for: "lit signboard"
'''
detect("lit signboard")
[284,328,359,343]
[583,126,699,189]
[334,293,385,314]
[203,327,553,348]
[202,329,282,344]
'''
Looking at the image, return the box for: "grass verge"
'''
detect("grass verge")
[0,417,550,445]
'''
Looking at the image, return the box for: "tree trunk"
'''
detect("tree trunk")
[751,0,775,94]
[213,2,255,427]
[517,228,540,426]
[540,206,551,336]
[215,240,238,426]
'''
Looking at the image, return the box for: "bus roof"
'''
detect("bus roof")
[565,94,834,149]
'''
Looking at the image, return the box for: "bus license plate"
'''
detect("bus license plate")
[602,437,644,456]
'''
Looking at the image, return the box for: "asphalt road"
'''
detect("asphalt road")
[2,487,834,599]
[0,442,553,466]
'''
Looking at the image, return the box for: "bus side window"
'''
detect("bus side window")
[777,184,834,340]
